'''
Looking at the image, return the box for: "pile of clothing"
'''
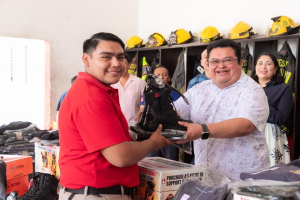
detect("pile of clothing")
[172,160,300,200]
[0,121,59,158]
[225,159,300,200]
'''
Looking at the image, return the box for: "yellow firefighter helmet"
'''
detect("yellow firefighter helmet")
[200,26,224,43]
[147,33,167,47]
[228,21,257,39]
[126,36,145,49]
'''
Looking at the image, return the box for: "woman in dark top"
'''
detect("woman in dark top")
[252,52,293,166]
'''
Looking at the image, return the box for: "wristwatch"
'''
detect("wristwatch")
[200,124,209,140]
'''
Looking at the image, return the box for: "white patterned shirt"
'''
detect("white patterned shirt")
[174,72,270,180]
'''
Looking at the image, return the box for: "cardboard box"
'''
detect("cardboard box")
[134,187,175,200]
[137,157,205,192]
[0,154,33,180]
[35,143,60,179]
[0,155,33,196]
[6,175,29,196]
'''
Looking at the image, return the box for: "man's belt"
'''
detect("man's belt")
[65,185,136,196]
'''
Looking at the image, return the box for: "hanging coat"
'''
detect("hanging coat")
[277,41,295,139]
[241,44,254,76]
[171,49,185,90]
[128,52,138,76]
[151,52,160,73]
[277,41,295,92]
[192,55,201,77]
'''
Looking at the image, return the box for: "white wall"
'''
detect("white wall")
[138,0,300,54]
[0,0,139,127]
[1,0,300,127]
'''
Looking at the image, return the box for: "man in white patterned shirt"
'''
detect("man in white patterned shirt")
[174,39,270,180]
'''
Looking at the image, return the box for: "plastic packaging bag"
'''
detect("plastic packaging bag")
[235,189,287,200]
[173,168,231,200]
[240,184,300,197]
[225,179,300,200]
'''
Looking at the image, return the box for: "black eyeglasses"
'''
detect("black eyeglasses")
[208,58,239,66]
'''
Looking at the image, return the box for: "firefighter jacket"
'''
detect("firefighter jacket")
[128,52,138,76]
[171,49,186,90]
[241,44,254,76]
[277,41,295,92]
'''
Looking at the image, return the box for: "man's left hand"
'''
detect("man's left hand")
[173,121,202,144]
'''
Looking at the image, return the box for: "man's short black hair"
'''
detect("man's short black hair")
[83,32,125,56]
[207,39,241,62]
[71,76,77,84]
[124,53,131,63]
[201,49,207,60]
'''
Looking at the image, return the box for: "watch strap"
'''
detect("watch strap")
[201,124,208,132]
[200,124,209,139]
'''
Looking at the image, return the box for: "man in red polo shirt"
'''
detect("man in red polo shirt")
[58,32,172,200]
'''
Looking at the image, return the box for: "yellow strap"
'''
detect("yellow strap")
[247,70,252,76]
[285,71,291,84]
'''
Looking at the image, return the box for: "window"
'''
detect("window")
[0,37,50,129]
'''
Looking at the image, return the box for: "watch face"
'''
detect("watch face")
[201,132,209,140]
[201,124,209,140]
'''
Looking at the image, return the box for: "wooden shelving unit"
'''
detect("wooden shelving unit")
[126,34,300,160]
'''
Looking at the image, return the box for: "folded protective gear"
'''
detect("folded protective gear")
[28,130,59,140]
[40,130,59,140]
[240,160,300,182]
[174,177,228,200]
[0,121,32,135]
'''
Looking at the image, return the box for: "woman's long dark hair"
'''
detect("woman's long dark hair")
[251,52,284,85]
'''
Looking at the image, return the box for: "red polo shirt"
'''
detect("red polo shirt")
[58,72,139,189]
